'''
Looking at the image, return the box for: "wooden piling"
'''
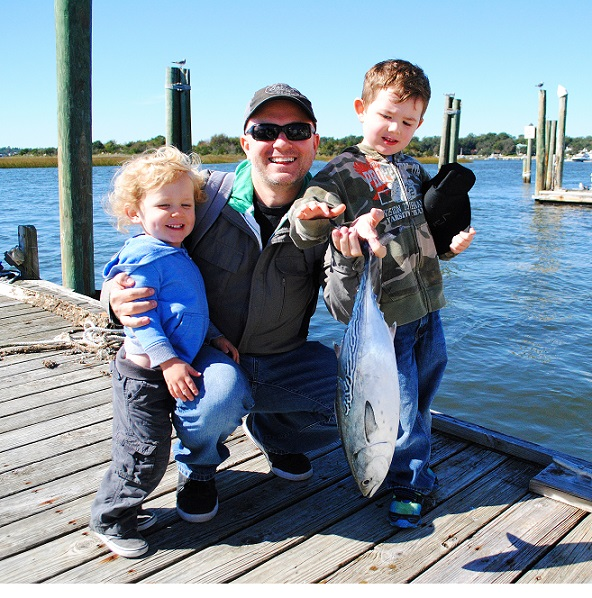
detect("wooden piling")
[448,98,461,164]
[554,86,568,190]
[18,225,40,280]
[545,120,557,191]
[535,89,547,195]
[438,94,454,168]
[54,0,95,296]
[166,66,192,154]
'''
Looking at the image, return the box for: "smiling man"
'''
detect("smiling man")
[104,84,340,530]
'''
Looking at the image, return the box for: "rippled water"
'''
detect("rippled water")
[1,159,591,461]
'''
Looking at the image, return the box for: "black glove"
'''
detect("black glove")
[422,162,475,255]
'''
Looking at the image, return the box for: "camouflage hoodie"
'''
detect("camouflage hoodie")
[289,144,446,327]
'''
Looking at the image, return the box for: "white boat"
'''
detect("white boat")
[571,149,591,162]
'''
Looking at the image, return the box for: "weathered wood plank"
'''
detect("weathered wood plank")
[517,514,592,583]
[140,434,466,584]
[412,494,586,583]
[0,403,112,454]
[18,446,341,583]
[529,460,592,512]
[0,435,259,565]
[323,459,538,583]
[230,444,508,584]
[0,360,110,403]
[0,420,112,474]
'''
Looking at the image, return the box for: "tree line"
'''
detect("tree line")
[7,131,592,159]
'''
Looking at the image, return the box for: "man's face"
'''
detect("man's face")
[241,99,319,204]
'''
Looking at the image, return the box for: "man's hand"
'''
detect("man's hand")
[449,227,476,254]
[331,208,386,258]
[294,201,346,221]
[109,272,156,328]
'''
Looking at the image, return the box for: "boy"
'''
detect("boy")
[289,59,475,528]
[90,146,239,557]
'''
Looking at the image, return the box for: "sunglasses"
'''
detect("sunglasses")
[245,122,315,142]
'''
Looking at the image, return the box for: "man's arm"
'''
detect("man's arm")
[101,272,156,328]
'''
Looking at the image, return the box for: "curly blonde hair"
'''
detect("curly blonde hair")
[106,146,207,232]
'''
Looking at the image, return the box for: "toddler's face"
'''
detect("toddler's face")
[127,173,196,247]
[355,88,424,156]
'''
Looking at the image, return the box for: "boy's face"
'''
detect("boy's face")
[355,88,424,156]
[126,172,196,247]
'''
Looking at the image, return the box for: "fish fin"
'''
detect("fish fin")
[334,342,341,359]
[364,401,380,442]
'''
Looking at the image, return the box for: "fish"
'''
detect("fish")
[334,249,400,498]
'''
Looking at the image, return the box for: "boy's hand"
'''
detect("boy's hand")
[449,227,476,254]
[211,336,240,364]
[294,201,346,221]
[332,208,386,258]
[161,357,201,401]
[109,272,156,328]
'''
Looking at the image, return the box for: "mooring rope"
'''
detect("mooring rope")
[0,320,124,359]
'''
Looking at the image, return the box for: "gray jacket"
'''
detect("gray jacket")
[183,170,327,356]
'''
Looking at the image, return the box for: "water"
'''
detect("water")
[1,159,591,462]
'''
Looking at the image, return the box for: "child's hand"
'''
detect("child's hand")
[161,357,201,401]
[449,227,476,254]
[211,336,240,364]
[294,201,346,221]
[332,208,386,258]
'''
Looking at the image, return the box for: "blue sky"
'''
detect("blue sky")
[2,0,591,148]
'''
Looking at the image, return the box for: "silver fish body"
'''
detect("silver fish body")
[335,252,400,498]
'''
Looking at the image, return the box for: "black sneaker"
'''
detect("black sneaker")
[137,508,157,531]
[242,416,313,481]
[176,476,219,523]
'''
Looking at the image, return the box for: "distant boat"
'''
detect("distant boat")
[571,149,591,162]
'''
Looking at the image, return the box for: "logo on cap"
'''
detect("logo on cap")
[264,84,304,98]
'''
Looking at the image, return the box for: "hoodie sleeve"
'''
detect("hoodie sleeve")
[122,262,178,367]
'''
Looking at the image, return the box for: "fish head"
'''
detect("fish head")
[351,443,393,498]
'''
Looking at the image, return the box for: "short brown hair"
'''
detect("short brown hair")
[362,59,431,116]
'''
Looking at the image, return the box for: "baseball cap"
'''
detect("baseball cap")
[243,83,316,131]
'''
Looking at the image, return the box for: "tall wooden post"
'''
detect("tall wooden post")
[534,89,546,195]
[554,85,568,190]
[545,120,557,190]
[438,94,454,169]
[523,124,535,184]
[55,0,94,295]
[448,98,461,164]
[166,66,192,153]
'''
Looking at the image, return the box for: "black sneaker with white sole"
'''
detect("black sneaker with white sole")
[242,415,313,481]
[176,476,219,523]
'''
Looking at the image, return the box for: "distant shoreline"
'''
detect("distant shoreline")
[0,154,245,168]
[0,153,445,168]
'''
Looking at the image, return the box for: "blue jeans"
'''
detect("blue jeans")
[176,340,339,477]
[385,310,448,495]
[240,341,339,454]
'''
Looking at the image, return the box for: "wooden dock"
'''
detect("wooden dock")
[1,279,591,584]
[534,189,592,205]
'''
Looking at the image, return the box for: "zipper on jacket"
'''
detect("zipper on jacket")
[391,160,432,311]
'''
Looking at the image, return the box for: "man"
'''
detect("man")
[105,84,340,524]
